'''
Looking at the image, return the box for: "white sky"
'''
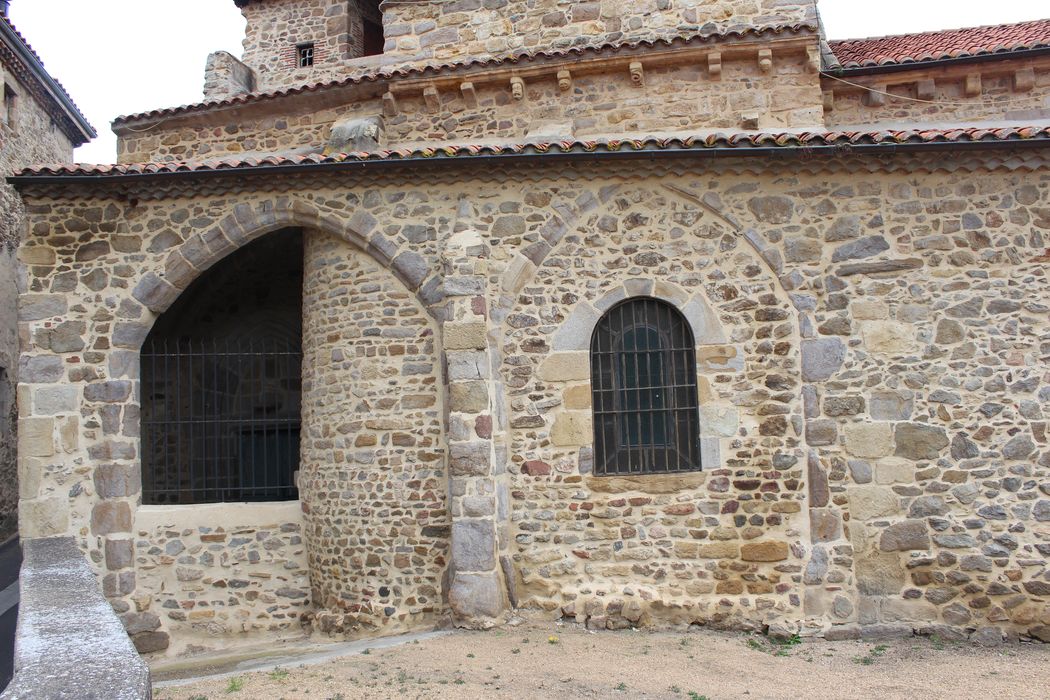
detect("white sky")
[7,0,1049,163]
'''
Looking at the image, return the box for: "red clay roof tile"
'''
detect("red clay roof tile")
[829,18,1050,69]
[14,126,1050,178]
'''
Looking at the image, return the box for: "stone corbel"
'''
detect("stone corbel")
[423,85,440,112]
[461,81,478,108]
[916,79,935,101]
[557,69,572,92]
[510,77,525,101]
[758,49,773,73]
[807,45,821,73]
[964,73,982,97]
[1014,67,1035,93]
[822,91,834,112]
[864,85,886,107]
[382,91,399,117]
[708,52,722,78]
[629,61,644,86]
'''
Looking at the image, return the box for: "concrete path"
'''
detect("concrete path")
[0,537,22,694]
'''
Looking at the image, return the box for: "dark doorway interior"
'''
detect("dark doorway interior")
[141,229,304,505]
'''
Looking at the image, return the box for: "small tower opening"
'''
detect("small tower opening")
[356,0,385,58]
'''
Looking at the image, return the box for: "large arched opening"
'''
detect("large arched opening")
[140,228,304,505]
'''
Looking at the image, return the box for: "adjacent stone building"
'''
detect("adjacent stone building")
[7,0,1049,657]
[0,5,93,541]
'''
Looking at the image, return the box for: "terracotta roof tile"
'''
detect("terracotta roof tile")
[113,23,816,126]
[16,126,1050,178]
[829,18,1050,69]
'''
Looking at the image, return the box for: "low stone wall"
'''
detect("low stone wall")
[1,537,150,700]
[132,502,311,657]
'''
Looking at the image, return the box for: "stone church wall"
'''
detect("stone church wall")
[12,155,1050,650]
[119,48,822,164]
[1,61,76,542]
[300,230,449,637]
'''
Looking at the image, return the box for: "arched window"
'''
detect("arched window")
[141,229,303,505]
[590,297,700,475]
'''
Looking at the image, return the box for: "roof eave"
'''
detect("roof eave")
[0,17,96,145]
[9,136,1049,190]
[827,45,1050,77]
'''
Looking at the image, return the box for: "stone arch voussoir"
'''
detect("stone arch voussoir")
[131,197,441,336]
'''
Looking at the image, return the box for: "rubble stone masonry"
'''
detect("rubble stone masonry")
[13,152,1050,651]
[232,0,819,93]
[1,60,76,541]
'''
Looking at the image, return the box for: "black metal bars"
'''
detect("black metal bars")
[590,297,701,475]
[141,338,302,505]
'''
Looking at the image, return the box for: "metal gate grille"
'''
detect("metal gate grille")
[141,339,302,505]
[590,297,700,475]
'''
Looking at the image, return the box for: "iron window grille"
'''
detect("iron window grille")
[141,338,302,505]
[297,42,315,67]
[590,297,701,475]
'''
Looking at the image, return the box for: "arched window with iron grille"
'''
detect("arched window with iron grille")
[590,297,701,475]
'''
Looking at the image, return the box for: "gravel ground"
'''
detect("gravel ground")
[157,621,1049,700]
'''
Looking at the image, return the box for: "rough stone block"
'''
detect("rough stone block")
[699,404,738,437]
[801,338,845,381]
[862,321,918,354]
[894,423,948,460]
[550,411,592,447]
[19,497,69,538]
[810,508,842,543]
[447,351,489,380]
[94,464,142,498]
[551,303,601,351]
[18,418,54,458]
[806,419,837,446]
[848,486,900,521]
[450,381,489,413]
[869,390,913,421]
[105,538,135,570]
[856,552,905,595]
[451,520,495,572]
[19,294,68,322]
[696,345,743,373]
[33,386,78,415]
[19,355,65,384]
[91,501,133,536]
[874,458,913,485]
[844,422,894,459]
[449,441,491,476]
[445,322,488,350]
[537,352,589,382]
[449,571,503,622]
[879,519,930,551]
[740,541,789,562]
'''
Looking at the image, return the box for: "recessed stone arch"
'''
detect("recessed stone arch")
[499,181,809,633]
[130,197,443,327]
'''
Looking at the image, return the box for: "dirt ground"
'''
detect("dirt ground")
[157,621,1049,700]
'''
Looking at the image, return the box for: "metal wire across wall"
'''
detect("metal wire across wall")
[141,339,302,505]
[590,297,701,475]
